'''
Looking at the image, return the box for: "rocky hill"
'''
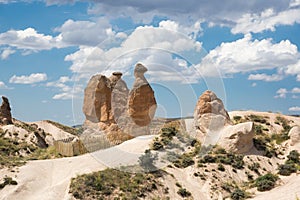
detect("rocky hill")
[0,89,299,200]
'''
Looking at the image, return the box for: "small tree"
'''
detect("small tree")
[139,149,158,172]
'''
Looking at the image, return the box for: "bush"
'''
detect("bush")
[0,177,18,189]
[278,163,297,176]
[230,188,246,200]
[217,163,225,172]
[287,150,300,164]
[177,188,191,197]
[255,173,278,191]
[173,153,194,168]
[139,149,158,172]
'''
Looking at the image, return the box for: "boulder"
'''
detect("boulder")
[289,126,300,146]
[0,96,13,125]
[128,63,157,126]
[218,122,255,154]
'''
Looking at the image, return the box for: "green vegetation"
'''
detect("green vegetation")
[278,150,300,176]
[198,148,245,169]
[138,149,158,172]
[230,188,247,200]
[0,128,62,168]
[172,153,195,168]
[248,162,260,175]
[253,136,277,158]
[177,187,192,198]
[247,115,268,124]
[69,168,163,199]
[255,173,278,192]
[0,176,18,189]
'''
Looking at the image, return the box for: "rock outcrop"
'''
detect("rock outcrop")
[0,96,13,125]
[194,90,231,134]
[194,91,254,153]
[83,72,129,127]
[218,122,255,153]
[82,64,157,144]
[289,126,300,146]
[128,63,157,126]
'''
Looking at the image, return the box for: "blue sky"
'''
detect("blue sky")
[0,0,300,125]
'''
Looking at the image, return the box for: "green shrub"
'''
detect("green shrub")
[177,188,191,198]
[230,188,246,200]
[217,163,225,171]
[139,149,158,172]
[287,150,300,164]
[278,163,297,176]
[173,153,195,168]
[0,177,18,189]
[70,168,162,199]
[255,173,278,191]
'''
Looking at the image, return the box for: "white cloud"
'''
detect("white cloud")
[274,88,288,99]
[195,34,299,77]
[251,82,257,87]
[291,87,300,93]
[0,81,8,89]
[9,73,47,84]
[284,60,300,81]
[1,47,15,59]
[65,21,203,82]
[0,28,63,51]
[232,8,300,34]
[46,76,82,100]
[55,18,113,46]
[289,106,300,112]
[248,73,284,82]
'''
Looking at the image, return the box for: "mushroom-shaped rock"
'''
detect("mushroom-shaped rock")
[128,63,157,126]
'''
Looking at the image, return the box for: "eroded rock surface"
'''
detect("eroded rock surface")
[0,96,13,125]
[128,63,157,127]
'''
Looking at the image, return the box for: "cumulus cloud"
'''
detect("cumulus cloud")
[9,73,47,84]
[248,73,284,82]
[195,34,299,77]
[65,21,203,82]
[55,18,113,46]
[0,47,15,59]
[0,81,8,89]
[274,88,288,99]
[274,87,300,98]
[232,8,300,34]
[289,106,300,112]
[46,76,82,100]
[284,60,300,81]
[0,28,63,51]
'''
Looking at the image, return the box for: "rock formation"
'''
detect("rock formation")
[0,96,13,125]
[289,126,300,146]
[83,72,129,128]
[194,90,231,134]
[218,122,255,153]
[194,91,254,153]
[82,64,157,144]
[128,63,157,126]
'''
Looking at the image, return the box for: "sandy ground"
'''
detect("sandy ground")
[0,135,154,200]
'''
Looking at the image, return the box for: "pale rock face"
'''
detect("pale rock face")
[194,90,231,133]
[0,96,13,125]
[289,126,300,146]
[128,63,157,127]
[194,90,254,153]
[218,122,255,154]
